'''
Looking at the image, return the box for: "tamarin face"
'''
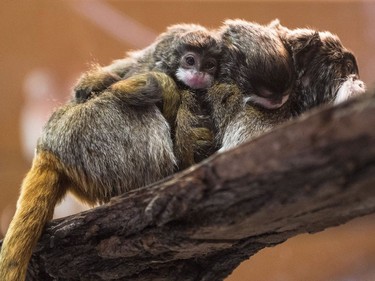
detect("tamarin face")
[280,27,366,113]
[175,51,217,89]
[154,28,221,91]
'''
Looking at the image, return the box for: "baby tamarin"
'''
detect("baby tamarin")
[75,23,221,101]
[74,23,222,169]
[0,72,180,281]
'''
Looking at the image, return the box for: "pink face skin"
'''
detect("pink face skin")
[245,93,290,109]
[175,52,217,90]
[253,86,290,109]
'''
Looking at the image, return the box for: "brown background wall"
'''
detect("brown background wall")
[0,1,374,280]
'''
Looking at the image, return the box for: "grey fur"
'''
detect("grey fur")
[204,19,295,151]
[206,83,291,151]
[39,82,176,204]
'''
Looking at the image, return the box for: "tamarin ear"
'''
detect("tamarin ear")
[288,31,322,72]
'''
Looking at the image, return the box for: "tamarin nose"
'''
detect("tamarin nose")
[357,80,366,89]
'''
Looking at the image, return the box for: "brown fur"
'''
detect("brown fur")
[0,152,67,280]
[174,90,215,169]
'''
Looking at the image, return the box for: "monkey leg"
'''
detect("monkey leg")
[74,65,122,102]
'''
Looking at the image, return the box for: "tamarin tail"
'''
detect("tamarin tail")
[0,151,68,281]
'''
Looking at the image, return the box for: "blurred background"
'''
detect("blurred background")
[1,1,374,280]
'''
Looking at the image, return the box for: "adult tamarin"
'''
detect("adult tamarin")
[218,19,295,110]
[272,21,366,115]
[209,20,366,151]
[0,72,180,281]
[74,23,222,169]
[205,19,295,151]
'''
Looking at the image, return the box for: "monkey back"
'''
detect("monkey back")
[37,91,176,204]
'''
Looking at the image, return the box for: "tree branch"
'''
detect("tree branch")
[6,92,375,280]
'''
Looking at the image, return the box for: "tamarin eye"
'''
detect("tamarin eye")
[185,55,196,66]
[346,60,354,73]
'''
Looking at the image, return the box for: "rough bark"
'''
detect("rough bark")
[3,92,375,280]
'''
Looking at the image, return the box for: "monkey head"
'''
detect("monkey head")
[153,24,221,91]
[279,26,366,114]
[218,19,295,109]
[176,48,218,89]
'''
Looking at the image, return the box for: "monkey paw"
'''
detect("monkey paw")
[108,72,170,107]
[74,69,121,103]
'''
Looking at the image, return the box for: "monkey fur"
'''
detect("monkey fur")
[207,83,292,151]
[218,19,295,110]
[0,72,180,281]
[173,89,216,168]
